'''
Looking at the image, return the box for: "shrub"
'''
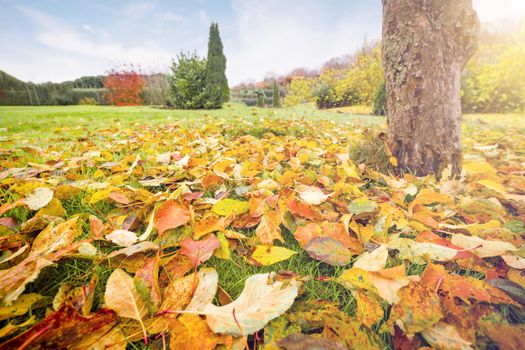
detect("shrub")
[283,77,315,107]
[104,65,144,106]
[349,129,391,173]
[462,44,525,112]
[79,97,97,105]
[167,52,207,109]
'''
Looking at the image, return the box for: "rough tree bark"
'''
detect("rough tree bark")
[382,0,479,177]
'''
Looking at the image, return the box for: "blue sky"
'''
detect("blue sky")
[1,0,524,85]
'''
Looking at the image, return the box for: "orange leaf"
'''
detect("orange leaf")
[154,200,190,236]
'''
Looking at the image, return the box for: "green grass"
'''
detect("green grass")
[2,103,524,349]
[0,102,382,134]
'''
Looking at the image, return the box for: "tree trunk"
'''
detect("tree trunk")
[382,0,479,177]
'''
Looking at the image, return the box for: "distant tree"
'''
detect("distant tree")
[283,77,315,107]
[204,23,229,109]
[143,73,169,106]
[168,52,207,109]
[255,90,265,107]
[104,65,144,106]
[272,80,281,108]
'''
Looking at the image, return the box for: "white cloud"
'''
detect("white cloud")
[124,2,155,16]
[163,11,185,22]
[199,10,211,25]
[15,6,172,81]
[226,0,380,85]
[473,0,525,23]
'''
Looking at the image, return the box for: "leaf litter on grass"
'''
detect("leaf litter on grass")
[0,114,524,349]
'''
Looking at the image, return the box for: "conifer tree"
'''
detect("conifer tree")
[204,23,229,109]
[272,80,281,108]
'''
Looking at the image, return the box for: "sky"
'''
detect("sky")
[0,0,524,85]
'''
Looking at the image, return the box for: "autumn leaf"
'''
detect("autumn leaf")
[295,184,331,205]
[104,269,148,343]
[421,322,474,350]
[185,269,299,336]
[304,237,353,266]
[0,305,115,349]
[387,280,443,334]
[353,245,388,271]
[23,187,54,210]
[167,314,232,350]
[154,200,190,236]
[211,198,249,216]
[293,221,362,253]
[255,210,284,245]
[250,245,297,266]
[134,254,161,314]
[386,237,459,264]
[337,265,414,304]
[180,234,220,267]
[105,229,139,247]
[450,234,518,258]
[0,293,46,321]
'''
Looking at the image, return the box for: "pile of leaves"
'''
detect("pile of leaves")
[0,115,524,349]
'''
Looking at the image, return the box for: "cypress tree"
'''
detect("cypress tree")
[272,80,281,108]
[204,23,229,109]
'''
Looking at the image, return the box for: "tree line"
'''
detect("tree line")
[0,23,229,109]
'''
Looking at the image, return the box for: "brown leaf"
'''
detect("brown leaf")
[0,305,116,350]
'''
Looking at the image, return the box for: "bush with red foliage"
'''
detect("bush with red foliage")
[104,65,144,106]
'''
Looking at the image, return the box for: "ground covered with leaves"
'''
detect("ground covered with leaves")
[0,105,524,349]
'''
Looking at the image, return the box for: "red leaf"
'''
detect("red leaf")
[181,235,220,267]
[154,200,190,236]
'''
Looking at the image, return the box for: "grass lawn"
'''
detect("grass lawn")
[0,103,524,349]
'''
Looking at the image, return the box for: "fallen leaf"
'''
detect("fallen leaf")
[255,210,284,245]
[24,187,54,210]
[181,234,220,267]
[0,305,115,349]
[168,314,232,350]
[104,269,148,342]
[0,293,46,321]
[387,280,443,334]
[105,229,139,247]
[421,322,473,350]
[277,333,346,350]
[154,200,190,236]
[353,245,388,271]
[134,254,161,314]
[386,237,459,264]
[337,265,413,304]
[212,198,249,216]
[186,270,299,336]
[450,234,517,258]
[250,245,296,266]
[295,185,330,205]
[304,237,353,266]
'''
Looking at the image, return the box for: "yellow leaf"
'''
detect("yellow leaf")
[463,161,497,175]
[476,179,507,196]
[212,199,249,216]
[0,293,45,321]
[214,232,231,260]
[250,245,296,266]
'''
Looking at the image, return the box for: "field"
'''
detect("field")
[0,104,524,349]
